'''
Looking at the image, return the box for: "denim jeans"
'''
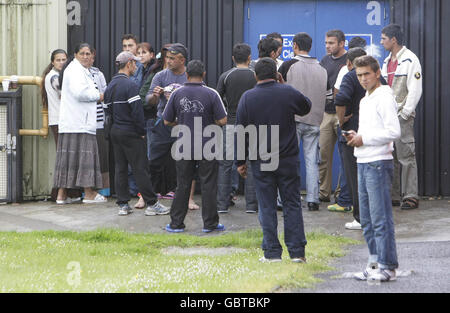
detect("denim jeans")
[217,125,258,211]
[336,126,352,207]
[252,155,307,259]
[296,122,320,204]
[358,160,399,270]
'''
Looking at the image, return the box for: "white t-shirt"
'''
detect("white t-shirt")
[334,66,349,91]
[45,68,61,126]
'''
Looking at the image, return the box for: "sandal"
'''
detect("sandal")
[401,198,419,210]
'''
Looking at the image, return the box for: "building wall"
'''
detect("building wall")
[0,0,67,199]
[67,0,244,88]
[392,0,450,196]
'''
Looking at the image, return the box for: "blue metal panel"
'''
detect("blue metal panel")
[244,0,391,191]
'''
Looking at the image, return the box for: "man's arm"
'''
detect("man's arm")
[129,84,146,136]
[335,73,355,127]
[401,56,423,119]
[145,72,164,107]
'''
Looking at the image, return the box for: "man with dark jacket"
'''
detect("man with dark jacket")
[104,51,169,217]
[236,58,311,263]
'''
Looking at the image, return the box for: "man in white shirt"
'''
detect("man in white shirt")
[345,55,401,282]
[381,24,423,210]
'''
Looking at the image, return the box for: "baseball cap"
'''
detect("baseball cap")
[168,43,188,59]
[115,51,141,66]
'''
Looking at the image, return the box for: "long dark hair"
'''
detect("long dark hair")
[150,44,171,74]
[59,43,92,88]
[41,49,68,109]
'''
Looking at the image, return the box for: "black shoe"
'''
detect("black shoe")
[308,202,319,211]
[319,196,330,203]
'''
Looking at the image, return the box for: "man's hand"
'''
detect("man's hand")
[237,164,248,179]
[153,86,164,98]
[276,72,285,84]
[341,114,353,127]
[346,132,363,147]
[98,93,104,103]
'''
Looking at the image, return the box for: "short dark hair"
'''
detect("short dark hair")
[122,34,138,44]
[326,29,346,43]
[258,37,282,58]
[255,57,277,80]
[266,32,283,42]
[347,47,367,64]
[233,43,251,64]
[354,55,380,73]
[348,37,367,49]
[186,60,205,78]
[293,32,312,52]
[382,24,404,45]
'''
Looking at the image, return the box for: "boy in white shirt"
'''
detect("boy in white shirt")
[344,55,401,282]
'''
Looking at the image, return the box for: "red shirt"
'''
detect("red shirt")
[387,59,398,87]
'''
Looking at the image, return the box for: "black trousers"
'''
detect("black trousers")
[170,160,219,230]
[340,142,360,223]
[110,127,157,206]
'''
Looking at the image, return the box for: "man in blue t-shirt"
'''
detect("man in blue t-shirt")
[163,60,228,233]
[236,58,311,263]
[145,43,189,200]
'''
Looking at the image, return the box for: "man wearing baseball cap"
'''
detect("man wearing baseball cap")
[103,51,170,217]
[145,43,199,209]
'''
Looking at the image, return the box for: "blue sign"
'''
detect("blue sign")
[260,33,377,62]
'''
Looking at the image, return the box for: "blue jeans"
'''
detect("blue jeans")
[217,125,258,211]
[296,122,320,204]
[336,126,352,207]
[358,160,398,270]
[252,156,307,259]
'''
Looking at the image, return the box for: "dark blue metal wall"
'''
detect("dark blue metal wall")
[68,0,244,87]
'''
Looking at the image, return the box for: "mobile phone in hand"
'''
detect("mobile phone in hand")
[342,131,352,136]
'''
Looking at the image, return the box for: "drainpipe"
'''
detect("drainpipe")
[0,76,49,138]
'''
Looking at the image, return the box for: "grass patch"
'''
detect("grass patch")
[0,229,358,293]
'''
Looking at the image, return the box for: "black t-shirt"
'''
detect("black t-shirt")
[278,59,299,82]
[216,67,257,124]
[320,53,347,114]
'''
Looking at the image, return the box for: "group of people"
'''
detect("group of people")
[41,23,422,282]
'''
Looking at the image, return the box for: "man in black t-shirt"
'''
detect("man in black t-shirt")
[318,30,348,203]
[216,43,258,214]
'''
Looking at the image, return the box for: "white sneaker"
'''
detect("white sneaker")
[368,268,397,282]
[345,219,362,230]
[259,257,282,263]
[56,197,81,205]
[353,264,378,281]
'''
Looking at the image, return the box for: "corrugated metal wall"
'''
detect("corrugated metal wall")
[0,0,67,200]
[392,0,450,196]
[68,0,244,87]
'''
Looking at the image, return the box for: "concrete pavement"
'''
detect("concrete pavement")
[0,196,449,292]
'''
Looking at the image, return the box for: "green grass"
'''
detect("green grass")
[0,229,358,293]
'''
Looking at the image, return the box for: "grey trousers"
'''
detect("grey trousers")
[392,116,419,201]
